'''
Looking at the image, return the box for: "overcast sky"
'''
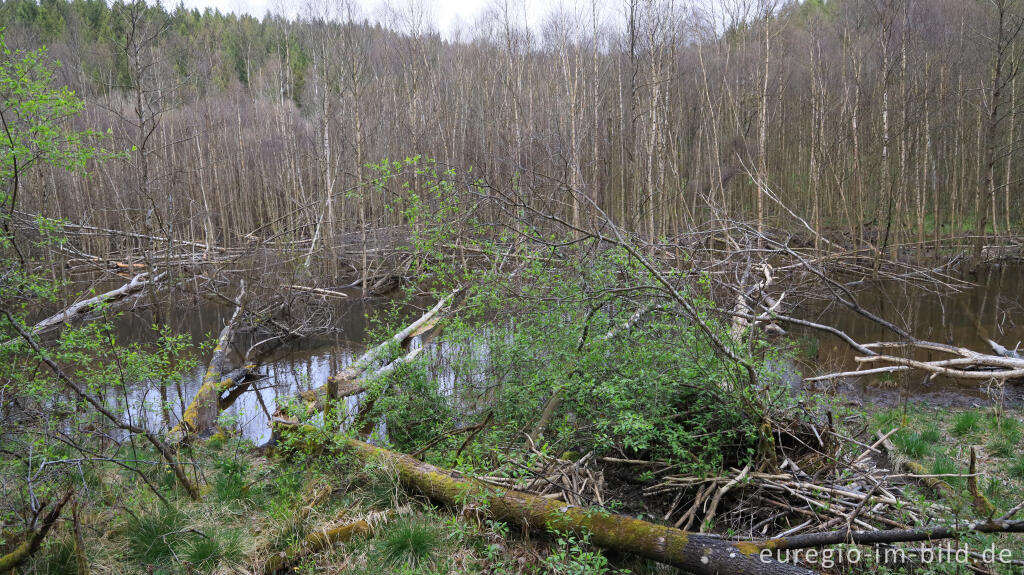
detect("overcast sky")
[169,0,567,38]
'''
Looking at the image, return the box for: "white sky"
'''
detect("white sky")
[169,0,565,38]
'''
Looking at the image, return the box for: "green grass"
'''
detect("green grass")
[378,517,442,569]
[987,437,1016,458]
[31,536,78,575]
[872,408,903,431]
[213,457,250,502]
[990,415,1022,443]
[918,425,942,444]
[127,506,188,564]
[1008,459,1024,480]
[931,455,964,489]
[184,529,242,571]
[893,430,932,458]
[951,411,982,436]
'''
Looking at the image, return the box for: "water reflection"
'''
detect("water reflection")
[111,263,1024,442]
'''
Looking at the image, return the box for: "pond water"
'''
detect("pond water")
[107,263,1024,443]
[796,263,1024,408]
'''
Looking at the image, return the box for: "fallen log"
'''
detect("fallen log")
[262,510,394,574]
[284,284,349,299]
[878,431,954,499]
[0,491,73,573]
[274,293,454,418]
[3,272,165,345]
[741,518,1024,552]
[328,291,455,386]
[170,282,247,438]
[276,345,424,423]
[277,424,814,575]
[987,339,1022,360]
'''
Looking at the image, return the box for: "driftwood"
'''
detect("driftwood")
[4,272,164,345]
[170,282,249,438]
[328,291,455,386]
[0,491,73,573]
[277,425,814,575]
[807,340,1024,382]
[273,293,453,420]
[284,284,349,299]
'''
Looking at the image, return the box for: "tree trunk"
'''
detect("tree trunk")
[281,425,814,575]
[171,282,246,437]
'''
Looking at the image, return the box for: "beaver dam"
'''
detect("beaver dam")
[110,261,1024,445]
[7,220,1024,575]
[6,1,1024,572]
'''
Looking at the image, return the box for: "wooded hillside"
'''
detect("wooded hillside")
[2,0,1022,269]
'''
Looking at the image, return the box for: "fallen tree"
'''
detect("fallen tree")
[2,272,165,346]
[327,291,455,387]
[0,491,72,573]
[275,423,1024,574]
[169,282,261,438]
[277,423,816,575]
[262,510,395,574]
[273,293,454,419]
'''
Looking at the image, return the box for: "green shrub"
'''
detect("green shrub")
[213,457,249,502]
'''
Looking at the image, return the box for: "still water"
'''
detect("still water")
[108,264,1024,443]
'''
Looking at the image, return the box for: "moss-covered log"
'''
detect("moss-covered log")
[0,491,72,573]
[278,424,813,575]
[263,512,392,574]
[170,283,246,437]
[878,431,954,499]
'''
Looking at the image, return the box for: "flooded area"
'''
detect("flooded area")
[106,263,1024,443]
[797,263,1024,408]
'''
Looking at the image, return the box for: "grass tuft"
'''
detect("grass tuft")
[184,529,242,571]
[31,536,78,575]
[931,455,963,489]
[127,505,188,564]
[987,437,1016,459]
[1008,459,1024,481]
[991,415,1022,443]
[951,411,982,436]
[893,430,931,458]
[378,517,441,569]
[213,457,250,502]
[918,426,942,444]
